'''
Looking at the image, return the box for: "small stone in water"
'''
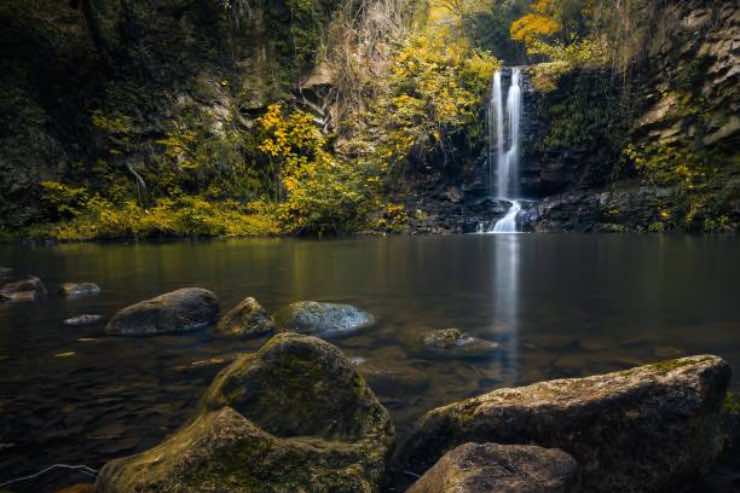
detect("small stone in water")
[64,314,103,326]
[60,282,101,298]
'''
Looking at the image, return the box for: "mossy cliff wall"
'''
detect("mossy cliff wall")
[0,0,343,232]
[524,0,739,233]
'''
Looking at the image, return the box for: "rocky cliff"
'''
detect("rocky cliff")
[0,0,387,232]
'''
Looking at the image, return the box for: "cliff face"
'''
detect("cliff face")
[522,0,739,233]
[0,0,345,230]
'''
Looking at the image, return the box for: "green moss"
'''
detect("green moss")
[724,392,740,415]
[645,356,713,375]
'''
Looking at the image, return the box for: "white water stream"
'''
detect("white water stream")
[483,67,523,234]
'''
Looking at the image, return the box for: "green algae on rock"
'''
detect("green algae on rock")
[97,332,394,492]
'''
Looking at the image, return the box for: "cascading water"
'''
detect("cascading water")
[482,67,523,234]
[492,199,521,233]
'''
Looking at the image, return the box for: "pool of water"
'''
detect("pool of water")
[1,234,739,491]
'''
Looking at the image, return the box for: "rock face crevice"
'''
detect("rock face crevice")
[396,355,732,493]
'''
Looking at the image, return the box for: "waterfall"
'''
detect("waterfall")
[483,67,524,234]
[492,199,521,233]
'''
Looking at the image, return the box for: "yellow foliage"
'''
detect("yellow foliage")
[359,27,498,168]
[511,14,561,43]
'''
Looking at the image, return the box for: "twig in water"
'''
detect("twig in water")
[0,463,98,488]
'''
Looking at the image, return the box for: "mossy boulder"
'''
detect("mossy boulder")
[105,287,219,336]
[397,355,731,493]
[97,407,381,493]
[215,296,276,338]
[403,328,500,360]
[406,442,579,493]
[97,333,395,492]
[201,332,393,444]
[273,301,375,338]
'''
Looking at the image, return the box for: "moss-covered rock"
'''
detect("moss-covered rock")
[96,407,380,493]
[403,328,500,360]
[105,287,219,336]
[273,301,376,338]
[396,355,731,493]
[215,296,276,337]
[201,333,392,445]
[406,442,580,493]
[97,332,394,492]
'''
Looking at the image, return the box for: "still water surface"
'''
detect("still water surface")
[1,234,739,491]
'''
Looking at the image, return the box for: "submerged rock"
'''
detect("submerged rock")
[273,301,375,338]
[64,314,104,326]
[215,296,275,337]
[405,328,500,360]
[0,276,47,303]
[105,288,219,336]
[397,355,731,492]
[60,282,101,298]
[406,442,579,493]
[98,333,394,492]
[354,359,431,398]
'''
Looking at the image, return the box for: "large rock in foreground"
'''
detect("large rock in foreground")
[397,355,731,493]
[215,296,275,337]
[105,288,219,336]
[97,333,394,492]
[97,407,384,493]
[406,443,579,493]
[273,301,375,338]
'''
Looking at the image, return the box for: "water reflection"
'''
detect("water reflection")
[1,235,740,492]
[491,235,520,385]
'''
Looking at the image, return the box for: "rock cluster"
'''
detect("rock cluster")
[397,355,731,492]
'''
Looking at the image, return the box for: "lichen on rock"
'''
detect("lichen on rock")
[396,354,732,493]
[97,332,395,492]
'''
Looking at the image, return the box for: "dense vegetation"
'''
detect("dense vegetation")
[0,0,737,239]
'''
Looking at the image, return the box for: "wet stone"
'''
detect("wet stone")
[64,314,104,326]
